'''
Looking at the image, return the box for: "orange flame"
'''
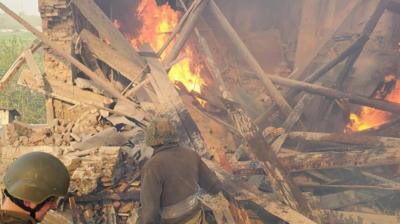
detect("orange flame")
[347,74,399,132]
[132,0,205,95]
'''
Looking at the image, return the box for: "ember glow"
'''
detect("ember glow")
[132,0,205,94]
[347,74,400,132]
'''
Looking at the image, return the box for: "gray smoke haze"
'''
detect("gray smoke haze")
[0,0,39,15]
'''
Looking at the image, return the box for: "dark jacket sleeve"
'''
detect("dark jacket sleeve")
[140,163,163,224]
[198,158,222,195]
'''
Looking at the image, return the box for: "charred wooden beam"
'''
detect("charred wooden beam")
[0,3,146,122]
[79,29,144,82]
[208,0,294,118]
[163,0,210,68]
[178,0,226,90]
[72,0,145,68]
[157,0,201,56]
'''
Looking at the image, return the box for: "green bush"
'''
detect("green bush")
[0,34,46,124]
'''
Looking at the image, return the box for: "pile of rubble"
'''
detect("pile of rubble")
[0,110,153,223]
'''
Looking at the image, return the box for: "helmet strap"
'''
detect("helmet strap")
[4,190,49,222]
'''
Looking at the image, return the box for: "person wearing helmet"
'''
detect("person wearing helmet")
[138,116,222,224]
[0,152,70,224]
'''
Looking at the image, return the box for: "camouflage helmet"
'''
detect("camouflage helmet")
[145,116,179,147]
[3,151,70,204]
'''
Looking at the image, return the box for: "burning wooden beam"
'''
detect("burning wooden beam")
[157,0,202,56]
[208,0,294,118]
[162,0,210,68]
[268,75,400,114]
[141,45,206,153]
[72,0,146,69]
[204,159,318,224]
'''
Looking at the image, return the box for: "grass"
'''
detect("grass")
[0,32,46,124]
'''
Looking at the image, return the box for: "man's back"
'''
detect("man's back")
[140,144,221,223]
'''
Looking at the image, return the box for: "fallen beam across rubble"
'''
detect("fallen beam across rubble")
[287,131,400,148]
[268,74,400,114]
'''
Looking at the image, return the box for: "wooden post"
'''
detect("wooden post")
[0,3,144,121]
[162,0,210,67]
[72,0,145,68]
[208,0,294,118]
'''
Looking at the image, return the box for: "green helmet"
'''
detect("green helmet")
[145,117,179,147]
[3,152,70,204]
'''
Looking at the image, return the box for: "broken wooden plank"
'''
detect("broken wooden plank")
[222,98,317,220]
[72,0,145,68]
[0,3,145,121]
[79,29,144,82]
[24,48,42,82]
[208,0,294,118]
[0,40,42,91]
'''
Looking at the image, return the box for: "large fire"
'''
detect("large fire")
[347,74,400,132]
[131,0,205,94]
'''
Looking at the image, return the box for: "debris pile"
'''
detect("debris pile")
[1,0,400,223]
